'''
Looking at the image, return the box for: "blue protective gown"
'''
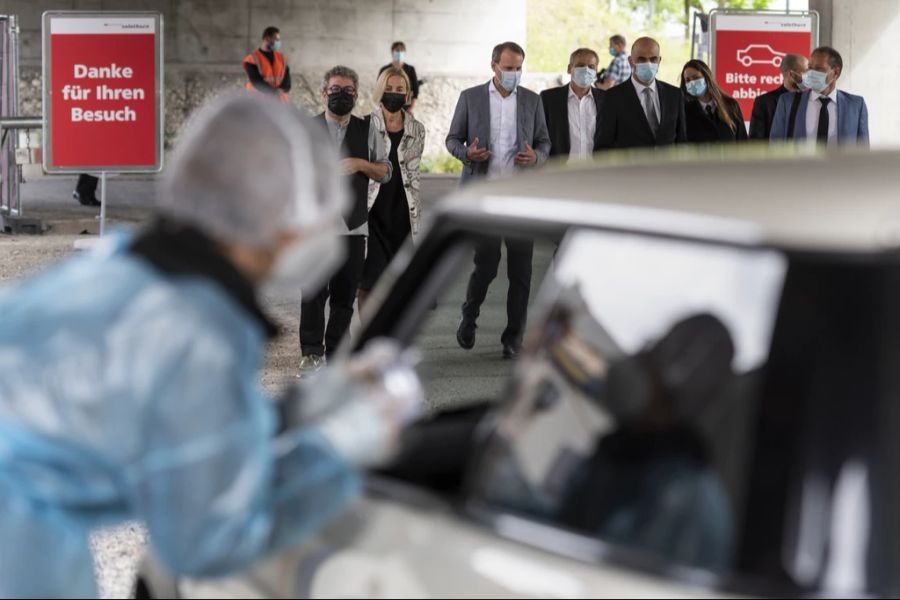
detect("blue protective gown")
[0,233,359,598]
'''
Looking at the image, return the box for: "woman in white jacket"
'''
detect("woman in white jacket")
[359,66,426,310]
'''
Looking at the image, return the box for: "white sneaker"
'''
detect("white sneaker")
[297,354,326,378]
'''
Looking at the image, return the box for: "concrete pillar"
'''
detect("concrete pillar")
[809,0,831,46]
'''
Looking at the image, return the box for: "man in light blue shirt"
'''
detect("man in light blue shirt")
[597,34,632,90]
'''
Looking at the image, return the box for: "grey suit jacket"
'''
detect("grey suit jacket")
[445,81,551,184]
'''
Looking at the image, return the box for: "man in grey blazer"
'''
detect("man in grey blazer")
[446,41,551,359]
[770,46,869,146]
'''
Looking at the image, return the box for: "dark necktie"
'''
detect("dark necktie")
[817,96,832,144]
[642,87,659,136]
[706,104,716,120]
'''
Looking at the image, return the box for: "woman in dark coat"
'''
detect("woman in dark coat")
[680,59,749,144]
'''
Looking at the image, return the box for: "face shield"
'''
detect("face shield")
[160,93,349,293]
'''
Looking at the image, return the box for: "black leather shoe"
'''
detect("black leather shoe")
[456,316,476,350]
[73,191,101,207]
[502,343,521,360]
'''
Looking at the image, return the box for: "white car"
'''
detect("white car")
[137,148,900,598]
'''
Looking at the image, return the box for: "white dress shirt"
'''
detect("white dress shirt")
[488,79,518,179]
[631,76,660,128]
[806,88,838,144]
[567,84,597,161]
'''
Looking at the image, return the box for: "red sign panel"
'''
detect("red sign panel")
[712,13,816,124]
[43,14,163,172]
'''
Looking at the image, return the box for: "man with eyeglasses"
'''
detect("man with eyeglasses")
[298,65,392,376]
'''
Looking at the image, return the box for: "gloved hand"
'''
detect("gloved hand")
[316,339,424,468]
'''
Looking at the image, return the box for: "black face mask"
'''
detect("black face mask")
[327,90,355,116]
[381,92,406,113]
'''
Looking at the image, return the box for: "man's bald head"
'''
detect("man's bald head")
[629,36,662,83]
[780,53,808,75]
[631,36,661,59]
[780,53,809,91]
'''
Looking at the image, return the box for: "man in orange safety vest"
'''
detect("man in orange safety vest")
[244,26,291,103]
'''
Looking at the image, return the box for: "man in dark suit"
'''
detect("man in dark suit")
[445,41,551,359]
[596,37,686,149]
[540,47,605,161]
[748,53,808,140]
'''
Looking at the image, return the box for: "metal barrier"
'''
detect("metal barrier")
[0,14,21,218]
[0,15,44,233]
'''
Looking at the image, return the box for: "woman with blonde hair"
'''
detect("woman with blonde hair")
[359,66,426,310]
[680,59,749,143]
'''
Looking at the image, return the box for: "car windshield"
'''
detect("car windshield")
[470,228,788,573]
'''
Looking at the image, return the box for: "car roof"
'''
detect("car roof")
[439,146,900,254]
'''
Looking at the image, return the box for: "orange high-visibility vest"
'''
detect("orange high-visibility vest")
[244,49,289,103]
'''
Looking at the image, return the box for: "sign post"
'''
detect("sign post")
[42,11,164,236]
[710,10,818,127]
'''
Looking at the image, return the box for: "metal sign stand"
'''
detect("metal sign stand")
[99,171,107,237]
[73,172,109,250]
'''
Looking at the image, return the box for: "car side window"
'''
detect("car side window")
[468,229,787,573]
[407,234,560,414]
[372,231,560,492]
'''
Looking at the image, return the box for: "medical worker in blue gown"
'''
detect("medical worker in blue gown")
[0,94,422,598]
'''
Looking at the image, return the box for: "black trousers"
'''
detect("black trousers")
[299,235,366,357]
[76,174,99,198]
[462,236,534,346]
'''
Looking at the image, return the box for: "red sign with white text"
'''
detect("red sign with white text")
[44,14,162,172]
[712,13,815,124]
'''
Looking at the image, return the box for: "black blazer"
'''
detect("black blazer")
[596,78,687,149]
[748,85,787,140]
[540,84,605,157]
[684,98,749,144]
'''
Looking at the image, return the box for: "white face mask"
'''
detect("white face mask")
[498,69,522,92]
[573,66,597,88]
[264,227,345,295]
[803,69,830,93]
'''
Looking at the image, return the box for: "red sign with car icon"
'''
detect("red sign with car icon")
[736,44,787,67]
[711,12,817,127]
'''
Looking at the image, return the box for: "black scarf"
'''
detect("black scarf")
[129,218,279,338]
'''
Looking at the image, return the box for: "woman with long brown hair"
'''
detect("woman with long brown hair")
[680,59,749,143]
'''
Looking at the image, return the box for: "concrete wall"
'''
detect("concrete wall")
[1,0,528,158]
[810,0,900,148]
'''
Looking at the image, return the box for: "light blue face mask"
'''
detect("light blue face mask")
[609,47,617,57]
[803,69,829,93]
[573,66,597,88]
[271,39,282,51]
[685,78,707,98]
[392,51,405,62]
[635,62,658,84]
[792,71,810,92]
[499,69,522,92]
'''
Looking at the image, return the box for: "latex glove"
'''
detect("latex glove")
[317,339,424,467]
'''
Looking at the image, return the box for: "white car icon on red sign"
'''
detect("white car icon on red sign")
[736,44,786,67]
